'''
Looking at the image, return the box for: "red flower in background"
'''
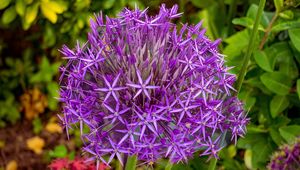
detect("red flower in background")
[49,157,108,170]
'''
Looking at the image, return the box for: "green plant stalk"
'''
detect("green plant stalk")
[125,155,138,170]
[227,0,237,36]
[234,0,266,94]
[208,158,217,170]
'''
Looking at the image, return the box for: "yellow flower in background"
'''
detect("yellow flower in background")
[26,136,45,155]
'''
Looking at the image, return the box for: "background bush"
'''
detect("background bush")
[0,0,300,169]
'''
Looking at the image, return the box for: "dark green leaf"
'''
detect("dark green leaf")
[279,125,300,143]
[232,17,265,31]
[260,72,292,95]
[289,28,300,52]
[238,90,256,109]
[191,0,215,8]
[297,79,300,100]
[251,138,275,169]
[237,133,266,149]
[246,4,270,28]
[253,50,273,72]
[270,95,289,118]
[43,24,56,48]
[269,127,284,146]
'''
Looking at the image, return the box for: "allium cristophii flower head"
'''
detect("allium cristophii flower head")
[59,4,249,166]
[268,137,300,170]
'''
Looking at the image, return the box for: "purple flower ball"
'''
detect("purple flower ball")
[268,137,300,170]
[59,4,248,166]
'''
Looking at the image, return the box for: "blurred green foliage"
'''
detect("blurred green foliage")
[1,0,300,169]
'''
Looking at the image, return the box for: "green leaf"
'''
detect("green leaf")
[2,6,17,24]
[274,0,283,12]
[253,50,273,72]
[191,0,215,8]
[272,21,300,32]
[269,127,284,146]
[24,3,39,29]
[68,151,75,160]
[289,28,300,52]
[238,90,256,109]
[232,17,265,31]
[278,52,298,79]
[251,138,275,168]
[49,145,68,158]
[224,29,249,57]
[103,0,115,9]
[0,0,11,10]
[279,10,294,19]
[32,117,42,134]
[297,79,300,99]
[260,72,292,95]
[246,4,269,28]
[244,150,252,170]
[47,82,59,110]
[279,125,300,143]
[30,57,60,83]
[238,133,266,149]
[165,161,173,170]
[125,155,137,170]
[15,0,26,16]
[267,42,299,79]
[270,95,289,118]
[43,24,56,48]
[237,133,275,169]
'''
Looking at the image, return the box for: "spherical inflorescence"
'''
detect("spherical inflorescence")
[59,4,249,166]
[268,137,300,170]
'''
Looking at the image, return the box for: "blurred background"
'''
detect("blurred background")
[0,0,300,169]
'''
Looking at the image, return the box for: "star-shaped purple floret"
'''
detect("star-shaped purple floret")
[127,71,159,99]
[96,73,127,101]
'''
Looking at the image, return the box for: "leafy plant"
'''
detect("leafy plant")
[221,0,300,169]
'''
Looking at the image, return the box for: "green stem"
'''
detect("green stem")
[234,0,266,94]
[208,158,218,170]
[227,0,237,36]
[125,155,138,170]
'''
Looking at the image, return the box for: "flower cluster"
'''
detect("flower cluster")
[268,137,300,170]
[59,4,248,166]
